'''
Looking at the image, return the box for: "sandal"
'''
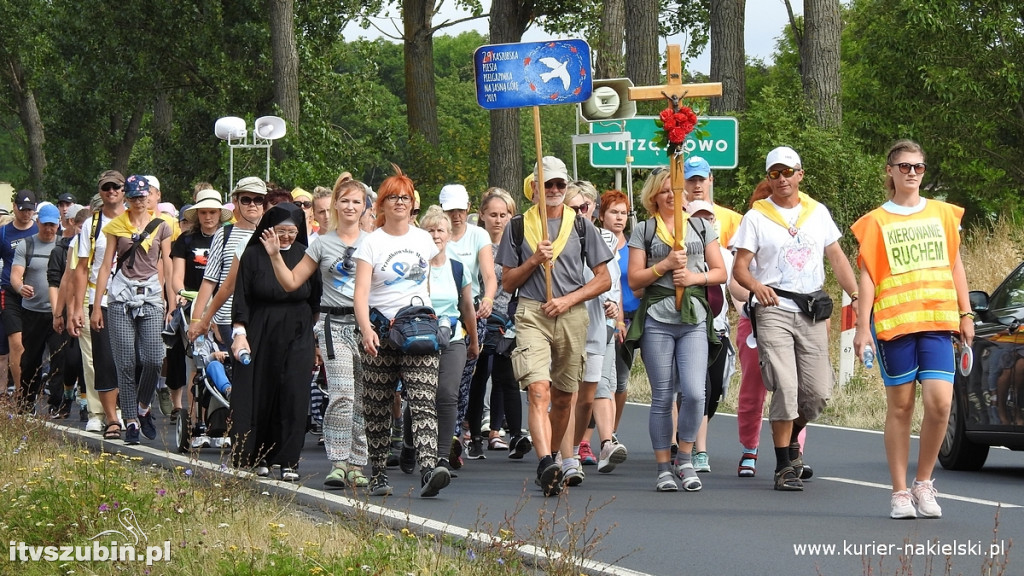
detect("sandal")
[738,452,757,478]
[103,422,121,440]
[346,468,369,488]
[488,435,509,450]
[774,465,804,491]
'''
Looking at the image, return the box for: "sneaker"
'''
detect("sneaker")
[448,436,464,470]
[578,441,597,466]
[656,470,679,492]
[280,468,300,482]
[139,411,157,440]
[369,467,392,496]
[508,435,532,459]
[799,463,814,480]
[738,452,757,478]
[125,423,140,445]
[562,463,585,487]
[890,489,917,519]
[255,464,270,477]
[86,416,104,433]
[191,435,212,449]
[325,466,347,488]
[157,387,173,416]
[438,458,459,479]
[79,405,89,422]
[386,452,400,468]
[211,436,232,449]
[420,465,451,498]
[538,462,563,497]
[911,480,942,518]
[399,444,416,474]
[466,437,486,460]
[597,441,628,473]
[693,451,711,473]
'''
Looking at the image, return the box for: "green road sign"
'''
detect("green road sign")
[589,116,738,169]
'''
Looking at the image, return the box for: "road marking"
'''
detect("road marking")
[821,476,1023,508]
[46,421,655,576]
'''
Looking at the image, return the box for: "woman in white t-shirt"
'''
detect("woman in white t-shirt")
[353,167,449,499]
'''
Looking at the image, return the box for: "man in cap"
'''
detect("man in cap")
[731,146,858,491]
[1,189,40,401]
[9,204,62,413]
[56,192,76,222]
[67,170,126,433]
[188,176,267,347]
[683,156,743,250]
[495,156,613,496]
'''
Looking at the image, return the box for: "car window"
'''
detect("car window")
[988,263,1024,311]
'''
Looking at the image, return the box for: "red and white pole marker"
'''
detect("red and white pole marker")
[838,291,857,387]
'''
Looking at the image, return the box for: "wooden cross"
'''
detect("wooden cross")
[629,44,722,309]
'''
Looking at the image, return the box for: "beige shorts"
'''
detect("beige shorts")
[754,306,832,422]
[510,298,588,393]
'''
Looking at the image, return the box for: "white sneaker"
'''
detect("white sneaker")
[597,441,628,473]
[210,437,232,448]
[911,480,942,518]
[85,416,104,433]
[191,435,212,449]
[890,490,917,519]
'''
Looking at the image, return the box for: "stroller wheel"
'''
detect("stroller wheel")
[175,407,192,453]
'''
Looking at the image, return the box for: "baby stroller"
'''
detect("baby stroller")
[168,312,234,453]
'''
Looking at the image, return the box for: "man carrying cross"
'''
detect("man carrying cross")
[496,156,613,497]
[731,146,859,492]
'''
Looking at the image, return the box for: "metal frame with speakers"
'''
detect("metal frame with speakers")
[214,115,287,196]
[572,78,639,226]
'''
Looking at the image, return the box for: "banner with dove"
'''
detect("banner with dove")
[474,39,592,110]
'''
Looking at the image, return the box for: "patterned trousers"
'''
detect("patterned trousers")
[106,301,165,421]
[361,343,439,470]
[316,317,368,466]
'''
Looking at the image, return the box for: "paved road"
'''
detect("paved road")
[54,398,1024,576]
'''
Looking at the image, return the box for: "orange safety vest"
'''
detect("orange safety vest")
[851,199,963,341]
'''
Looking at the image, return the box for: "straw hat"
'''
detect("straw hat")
[183,189,232,223]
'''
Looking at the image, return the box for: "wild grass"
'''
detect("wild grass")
[628,215,1024,435]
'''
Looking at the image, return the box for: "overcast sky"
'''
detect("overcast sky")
[344,0,805,75]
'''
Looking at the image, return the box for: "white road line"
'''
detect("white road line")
[821,476,1023,508]
[46,421,654,576]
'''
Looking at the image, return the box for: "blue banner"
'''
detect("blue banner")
[474,39,593,110]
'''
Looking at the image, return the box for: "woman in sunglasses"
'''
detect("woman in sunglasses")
[851,139,972,519]
[263,176,371,488]
[353,165,450,498]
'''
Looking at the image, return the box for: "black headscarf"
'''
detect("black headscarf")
[247,201,309,250]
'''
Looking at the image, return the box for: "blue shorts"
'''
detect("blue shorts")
[876,331,956,386]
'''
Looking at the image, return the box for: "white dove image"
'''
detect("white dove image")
[538,57,570,90]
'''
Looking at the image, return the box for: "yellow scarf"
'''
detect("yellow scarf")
[523,205,577,262]
[103,210,162,253]
[653,213,682,248]
[751,192,819,233]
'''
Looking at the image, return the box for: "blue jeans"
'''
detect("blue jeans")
[642,317,708,451]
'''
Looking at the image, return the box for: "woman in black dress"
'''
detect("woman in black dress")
[230,203,321,481]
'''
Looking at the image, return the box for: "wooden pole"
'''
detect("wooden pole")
[532,106,553,302]
[670,152,686,309]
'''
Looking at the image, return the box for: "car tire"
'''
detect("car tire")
[939,391,989,471]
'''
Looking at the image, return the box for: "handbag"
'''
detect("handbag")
[771,287,834,322]
[482,311,514,356]
[387,297,445,354]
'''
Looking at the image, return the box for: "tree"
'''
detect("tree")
[0,0,49,190]
[487,0,535,198]
[625,0,660,88]
[709,0,745,114]
[796,0,842,127]
[268,0,300,135]
[597,0,626,78]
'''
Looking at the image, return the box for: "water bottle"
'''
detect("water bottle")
[238,349,252,365]
[196,334,206,345]
[862,346,875,369]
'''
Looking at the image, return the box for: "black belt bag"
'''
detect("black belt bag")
[771,287,834,322]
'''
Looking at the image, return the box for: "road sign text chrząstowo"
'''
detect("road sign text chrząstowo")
[589,116,738,169]
[474,40,592,110]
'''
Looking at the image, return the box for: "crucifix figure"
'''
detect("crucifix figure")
[629,45,722,308]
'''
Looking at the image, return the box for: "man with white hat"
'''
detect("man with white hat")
[495,155,613,496]
[731,146,858,492]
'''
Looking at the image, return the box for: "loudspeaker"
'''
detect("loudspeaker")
[580,78,636,121]
[254,116,287,140]
[214,116,246,140]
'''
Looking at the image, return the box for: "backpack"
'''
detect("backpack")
[641,217,724,316]
[386,296,446,354]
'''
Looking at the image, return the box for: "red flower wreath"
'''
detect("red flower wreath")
[653,105,698,155]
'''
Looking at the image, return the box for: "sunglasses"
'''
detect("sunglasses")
[767,168,798,180]
[293,200,313,209]
[101,183,123,192]
[341,245,356,274]
[544,181,567,190]
[237,195,266,206]
[572,202,591,214]
[889,162,927,175]
[411,208,421,217]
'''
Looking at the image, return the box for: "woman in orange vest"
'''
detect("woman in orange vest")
[851,139,974,520]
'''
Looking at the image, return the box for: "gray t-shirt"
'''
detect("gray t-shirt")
[305,230,366,308]
[495,211,613,303]
[628,217,718,325]
[13,235,57,313]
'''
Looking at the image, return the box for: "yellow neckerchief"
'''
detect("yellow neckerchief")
[751,192,819,233]
[103,210,162,253]
[523,204,576,262]
[654,212,680,248]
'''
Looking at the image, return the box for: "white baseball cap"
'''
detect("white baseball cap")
[765,146,802,171]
